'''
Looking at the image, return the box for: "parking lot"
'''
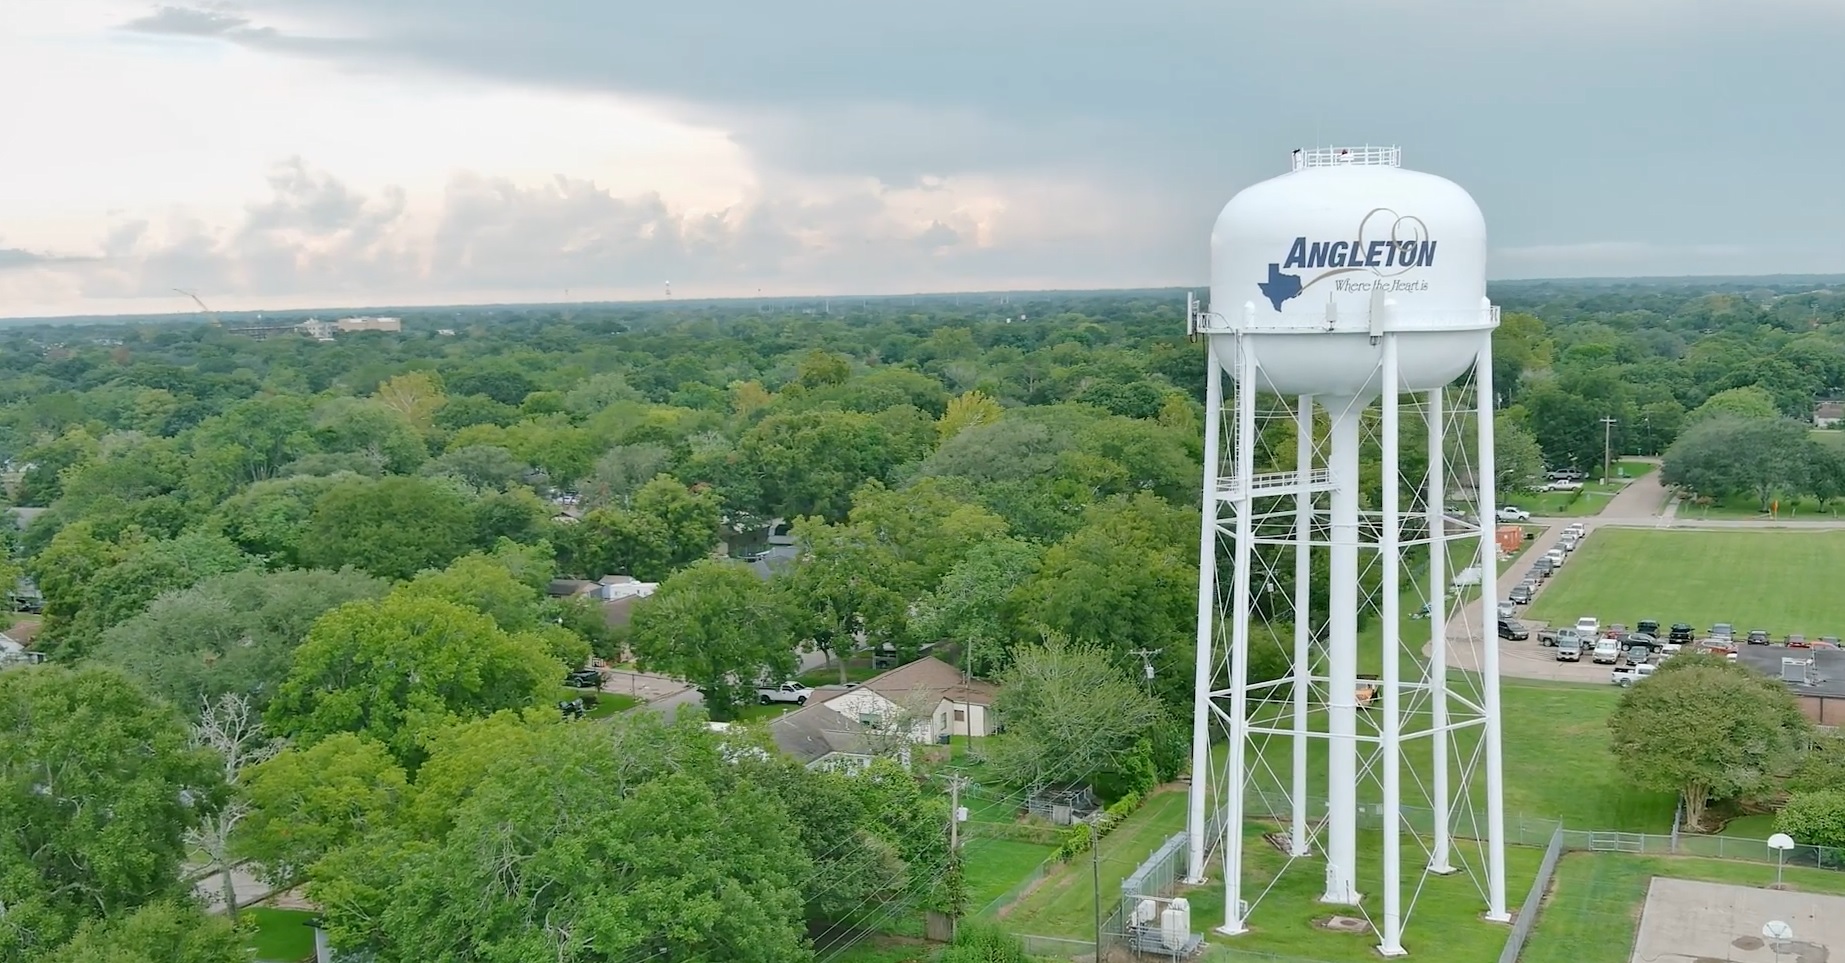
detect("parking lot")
[1446,520,1675,684]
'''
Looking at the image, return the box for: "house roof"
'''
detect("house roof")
[853,656,997,707]
[1816,401,1845,419]
[547,579,597,598]
[767,702,871,765]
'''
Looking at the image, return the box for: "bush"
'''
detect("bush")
[1778,789,1845,849]
[939,920,1034,963]
[1053,791,1143,861]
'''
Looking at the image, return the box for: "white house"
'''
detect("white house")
[817,656,998,745]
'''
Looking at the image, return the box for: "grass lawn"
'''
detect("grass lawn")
[560,687,639,720]
[1002,790,1190,935]
[1526,528,1845,637]
[962,838,1057,914]
[1504,489,1597,517]
[1674,491,1843,521]
[799,658,885,687]
[244,907,317,962]
[1180,828,1545,962]
[1520,852,1845,963]
[1715,812,1779,839]
[1233,679,1672,835]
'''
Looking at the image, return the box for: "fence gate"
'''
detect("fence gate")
[1588,832,1643,853]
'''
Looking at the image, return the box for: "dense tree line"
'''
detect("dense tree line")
[7,276,1845,960]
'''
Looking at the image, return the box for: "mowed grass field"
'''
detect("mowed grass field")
[1521,852,1845,963]
[1527,529,1845,638]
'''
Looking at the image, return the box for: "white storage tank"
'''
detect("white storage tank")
[1206,145,1493,401]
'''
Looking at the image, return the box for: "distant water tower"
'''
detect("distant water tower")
[1182,146,1507,956]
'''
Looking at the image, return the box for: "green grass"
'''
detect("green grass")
[962,838,1057,912]
[1715,813,1779,839]
[1181,829,1545,962]
[1674,490,1843,520]
[1521,852,1845,963]
[245,907,317,962]
[1527,528,1845,638]
[560,687,639,719]
[799,659,886,687]
[1003,790,1190,934]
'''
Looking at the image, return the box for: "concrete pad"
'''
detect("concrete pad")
[1632,877,1844,963]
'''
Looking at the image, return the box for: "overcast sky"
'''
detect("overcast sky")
[3,0,1843,318]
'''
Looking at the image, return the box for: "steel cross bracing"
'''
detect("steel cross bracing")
[1185,330,1510,957]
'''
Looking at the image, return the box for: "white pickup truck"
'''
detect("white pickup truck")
[756,682,813,705]
[1611,664,1656,687]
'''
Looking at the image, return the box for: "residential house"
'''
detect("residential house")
[818,656,998,745]
[1816,401,1844,429]
[767,701,879,773]
[593,576,657,631]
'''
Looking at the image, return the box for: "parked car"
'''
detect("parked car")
[1668,623,1695,644]
[1625,632,1660,651]
[1746,629,1771,646]
[1636,619,1661,638]
[1531,559,1554,579]
[1592,638,1620,664]
[1709,623,1736,644]
[1576,616,1601,637]
[1624,644,1651,665]
[1556,638,1583,662]
[1509,583,1535,605]
[1498,618,1530,641]
[1545,549,1567,569]
[1497,600,1517,620]
[1788,634,1810,649]
[1820,636,1842,649]
[757,681,813,705]
[564,667,603,689]
[1606,623,1630,639]
[1611,663,1655,687]
[1497,506,1531,522]
[1539,627,1579,648]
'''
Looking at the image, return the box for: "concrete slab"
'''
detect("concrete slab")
[1631,877,1845,963]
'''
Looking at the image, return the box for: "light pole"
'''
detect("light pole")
[1600,417,1617,480]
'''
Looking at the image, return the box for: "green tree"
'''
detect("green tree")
[738,410,897,521]
[1689,385,1779,422]
[796,349,852,388]
[91,567,387,715]
[1662,416,1819,511]
[989,635,1165,797]
[628,560,796,718]
[1607,656,1807,828]
[306,714,812,963]
[237,733,412,885]
[631,474,721,568]
[39,901,246,963]
[1777,789,1845,850]
[210,473,351,566]
[300,475,478,581]
[781,519,910,682]
[267,594,562,768]
[582,443,671,508]
[420,444,530,492]
[911,538,1043,675]
[936,390,1003,442]
[0,666,222,957]
[1495,412,1546,492]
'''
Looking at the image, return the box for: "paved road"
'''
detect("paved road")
[603,646,837,722]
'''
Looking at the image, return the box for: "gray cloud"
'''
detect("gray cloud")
[38,158,1191,306]
[0,247,99,272]
[112,1,1845,283]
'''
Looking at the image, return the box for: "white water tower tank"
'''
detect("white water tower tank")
[1207,146,1492,401]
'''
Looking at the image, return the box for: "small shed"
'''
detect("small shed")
[1027,785,1099,826]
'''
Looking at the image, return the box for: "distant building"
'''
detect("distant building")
[1816,401,1843,428]
[334,316,402,333]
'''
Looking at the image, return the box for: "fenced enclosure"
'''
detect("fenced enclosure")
[1004,789,1845,963]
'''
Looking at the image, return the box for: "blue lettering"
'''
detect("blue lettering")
[1366,240,1386,267]
[1308,242,1329,268]
[1329,241,1348,267]
[1283,237,1308,269]
[1417,240,1437,265]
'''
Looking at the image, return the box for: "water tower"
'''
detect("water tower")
[1181,146,1508,956]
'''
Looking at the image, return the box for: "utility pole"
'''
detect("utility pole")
[949,776,964,852]
[1092,816,1103,961]
[1129,648,1162,697]
[1600,416,1617,480]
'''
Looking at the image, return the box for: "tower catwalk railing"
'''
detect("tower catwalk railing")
[1184,330,1507,955]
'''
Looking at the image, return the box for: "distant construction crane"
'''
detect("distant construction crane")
[173,288,221,327]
